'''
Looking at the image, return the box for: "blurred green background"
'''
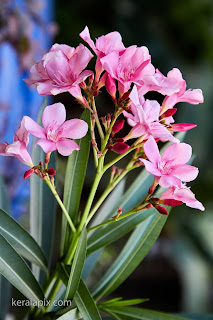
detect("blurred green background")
[53,0,213,315]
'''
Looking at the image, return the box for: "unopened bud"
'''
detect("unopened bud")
[160,199,183,207]
[145,203,153,210]
[24,168,34,179]
[112,119,125,134]
[39,161,43,167]
[79,81,86,89]
[88,74,94,87]
[46,168,56,176]
[105,74,117,101]
[170,123,197,132]
[155,205,168,215]
[161,108,177,118]
[120,91,131,101]
[112,142,130,154]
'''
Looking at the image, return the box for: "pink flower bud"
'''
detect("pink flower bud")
[112,142,130,154]
[161,108,177,118]
[161,199,183,207]
[46,168,56,176]
[105,74,117,100]
[145,203,153,210]
[170,123,197,132]
[155,205,168,215]
[112,119,125,134]
[24,168,34,179]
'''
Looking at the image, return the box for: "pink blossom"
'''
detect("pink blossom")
[160,184,205,211]
[25,43,93,102]
[123,86,178,142]
[0,119,33,166]
[100,45,155,94]
[24,103,88,156]
[140,136,198,188]
[80,26,125,80]
[162,68,204,111]
[138,69,180,96]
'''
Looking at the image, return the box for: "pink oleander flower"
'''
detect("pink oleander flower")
[23,103,88,156]
[123,86,178,143]
[160,184,205,211]
[0,119,33,166]
[138,69,180,96]
[100,45,155,94]
[80,26,125,81]
[24,43,93,103]
[161,68,204,111]
[140,135,198,188]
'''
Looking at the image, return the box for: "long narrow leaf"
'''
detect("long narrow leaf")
[0,176,11,319]
[57,308,82,320]
[64,228,87,301]
[61,109,91,254]
[100,306,189,320]
[92,208,168,300]
[0,209,47,271]
[74,279,102,320]
[0,233,44,304]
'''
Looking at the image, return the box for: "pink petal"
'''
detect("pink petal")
[50,43,75,59]
[79,26,97,54]
[143,136,161,166]
[143,99,160,122]
[24,116,46,139]
[42,103,66,131]
[140,159,161,176]
[151,122,179,143]
[73,70,93,85]
[37,82,54,95]
[96,31,125,55]
[6,141,32,165]
[69,44,93,77]
[14,119,29,145]
[129,85,140,106]
[179,89,204,104]
[171,164,199,182]
[45,50,71,84]
[161,142,192,166]
[100,51,119,79]
[56,139,80,156]
[35,139,57,153]
[130,123,148,138]
[58,119,88,139]
[68,85,82,99]
[158,175,181,188]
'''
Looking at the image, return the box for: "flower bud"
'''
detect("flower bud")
[111,142,130,154]
[105,74,117,100]
[160,199,183,207]
[24,168,34,179]
[170,123,197,132]
[161,108,177,118]
[46,168,56,176]
[155,205,168,215]
[112,119,125,134]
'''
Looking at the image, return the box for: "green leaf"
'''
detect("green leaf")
[98,298,148,308]
[0,176,11,319]
[64,227,87,301]
[100,306,189,320]
[61,109,91,255]
[0,233,44,305]
[56,308,82,320]
[87,168,154,255]
[0,209,47,271]
[74,279,102,320]
[30,98,56,280]
[92,207,168,300]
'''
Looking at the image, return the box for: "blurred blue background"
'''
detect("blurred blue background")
[0,0,212,316]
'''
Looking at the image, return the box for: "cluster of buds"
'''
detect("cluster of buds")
[0,26,204,214]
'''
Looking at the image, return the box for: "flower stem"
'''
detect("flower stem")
[45,178,76,234]
[91,95,104,141]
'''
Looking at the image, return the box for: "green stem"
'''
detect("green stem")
[101,108,122,151]
[45,178,76,234]
[91,95,104,141]
[88,205,148,232]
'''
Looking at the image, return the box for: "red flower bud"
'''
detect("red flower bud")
[161,199,183,207]
[155,205,169,215]
[170,123,197,132]
[46,168,56,176]
[120,91,131,101]
[112,142,130,154]
[105,74,117,100]
[24,168,34,179]
[162,108,177,118]
[112,119,125,134]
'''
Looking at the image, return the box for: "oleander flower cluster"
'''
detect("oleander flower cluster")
[1,26,204,214]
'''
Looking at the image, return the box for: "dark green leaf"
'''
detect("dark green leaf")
[61,109,91,254]
[0,233,44,305]
[100,306,189,320]
[74,279,102,320]
[56,308,82,319]
[0,209,47,271]
[64,228,87,301]
[98,298,148,308]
